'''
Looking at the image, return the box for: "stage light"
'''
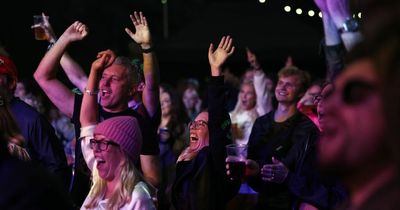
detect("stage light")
[358,12,362,18]
[284,6,291,12]
[318,12,322,18]
[308,10,315,17]
[296,8,302,15]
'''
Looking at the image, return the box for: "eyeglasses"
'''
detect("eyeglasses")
[313,94,323,104]
[188,120,208,130]
[89,139,119,151]
[314,80,377,106]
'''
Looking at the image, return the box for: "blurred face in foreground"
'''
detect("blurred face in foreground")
[318,59,386,175]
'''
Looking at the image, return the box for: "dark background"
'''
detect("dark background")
[0,0,353,88]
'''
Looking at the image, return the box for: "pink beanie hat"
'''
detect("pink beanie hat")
[94,116,142,162]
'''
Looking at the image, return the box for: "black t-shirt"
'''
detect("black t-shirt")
[98,107,159,155]
[71,94,159,156]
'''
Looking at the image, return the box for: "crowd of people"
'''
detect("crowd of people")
[0,0,399,209]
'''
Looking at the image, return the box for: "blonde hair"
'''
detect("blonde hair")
[230,80,258,119]
[84,150,142,210]
[277,65,311,93]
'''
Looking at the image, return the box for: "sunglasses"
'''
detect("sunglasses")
[89,139,119,151]
[314,80,377,105]
[188,120,208,130]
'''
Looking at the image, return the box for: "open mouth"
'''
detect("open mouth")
[190,134,198,142]
[318,112,324,120]
[277,91,288,96]
[96,157,106,168]
[101,89,111,97]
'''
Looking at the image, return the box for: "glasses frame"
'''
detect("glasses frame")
[89,139,119,152]
[188,120,208,130]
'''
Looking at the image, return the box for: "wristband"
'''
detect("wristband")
[141,46,154,54]
[84,88,99,96]
[47,42,55,51]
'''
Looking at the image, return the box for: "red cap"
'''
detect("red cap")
[0,55,18,80]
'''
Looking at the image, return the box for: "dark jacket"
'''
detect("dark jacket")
[247,111,346,210]
[10,97,71,190]
[171,76,240,210]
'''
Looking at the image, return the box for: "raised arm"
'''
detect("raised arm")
[40,13,88,92]
[246,47,262,71]
[80,50,116,127]
[34,21,88,118]
[314,0,347,81]
[125,14,161,187]
[314,0,342,46]
[80,50,115,171]
[246,47,273,115]
[125,11,160,118]
[208,36,240,200]
[60,53,88,92]
[327,0,362,51]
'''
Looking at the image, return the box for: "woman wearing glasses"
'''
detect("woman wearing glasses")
[171,36,240,210]
[78,48,156,210]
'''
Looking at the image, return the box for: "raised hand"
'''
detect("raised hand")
[40,12,57,43]
[125,11,152,49]
[326,0,351,29]
[246,47,261,70]
[285,56,293,67]
[261,157,289,183]
[61,21,89,43]
[91,49,116,73]
[314,0,329,14]
[208,36,235,76]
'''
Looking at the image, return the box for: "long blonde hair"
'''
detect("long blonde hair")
[84,150,153,210]
[230,80,258,118]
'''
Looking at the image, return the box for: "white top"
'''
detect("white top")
[80,181,156,210]
[229,110,257,145]
[253,70,273,116]
[80,125,96,171]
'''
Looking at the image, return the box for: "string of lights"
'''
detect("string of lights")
[256,0,362,19]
